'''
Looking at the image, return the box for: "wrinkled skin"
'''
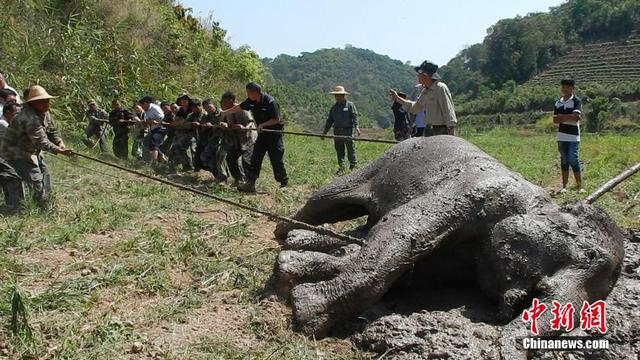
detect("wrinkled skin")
[273,136,625,358]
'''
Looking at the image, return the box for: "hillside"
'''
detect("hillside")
[527,34,640,87]
[441,0,640,97]
[264,46,416,129]
[0,0,264,131]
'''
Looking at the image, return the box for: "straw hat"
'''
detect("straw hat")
[25,85,56,103]
[329,85,350,95]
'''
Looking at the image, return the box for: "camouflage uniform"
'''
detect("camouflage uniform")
[109,108,135,159]
[84,108,109,152]
[200,109,226,180]
[194,111,213,172]
[0,106,64,202]
[170,111,200,171]
[222,110,256,183]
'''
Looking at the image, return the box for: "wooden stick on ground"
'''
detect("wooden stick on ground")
[585,162,640,204]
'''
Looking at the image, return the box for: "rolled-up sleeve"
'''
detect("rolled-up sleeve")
[438,85,457,127]
[401,92,428,115]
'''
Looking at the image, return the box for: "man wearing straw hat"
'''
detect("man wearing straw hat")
[0,85,73,205]
[322,85,360,174]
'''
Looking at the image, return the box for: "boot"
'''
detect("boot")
[237,180,256,193]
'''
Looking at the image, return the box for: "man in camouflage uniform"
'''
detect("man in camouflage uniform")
[83,99,109,152]
[108,99,136,160]
[219,91,256,185]
[199,98,226,181]
[170,98,202,172]
[0,85,73,206]
[194,98,214,173]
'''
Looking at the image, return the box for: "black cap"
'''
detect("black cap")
[202,97,213,106]
[176,93,191,103]
[414,60,441,80]
[560,78,576,86]
[191,98,202,106]
[246,82,262,92]
[139,95,155,104]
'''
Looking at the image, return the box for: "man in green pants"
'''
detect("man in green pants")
[322,85,360,174]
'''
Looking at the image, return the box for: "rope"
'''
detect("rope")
[166,122,398,144]
[69,151,364,245]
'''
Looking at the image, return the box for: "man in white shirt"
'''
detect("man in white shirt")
[139,96,166,162]
[0,102,21,146]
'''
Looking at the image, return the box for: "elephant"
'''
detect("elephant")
[273,135,625,358]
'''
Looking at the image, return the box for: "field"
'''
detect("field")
[0,128,639,359]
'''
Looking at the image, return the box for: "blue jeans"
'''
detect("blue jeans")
[557,141,581,173]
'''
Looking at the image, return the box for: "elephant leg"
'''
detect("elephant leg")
[274,175,377,240]
[290,193,477,337]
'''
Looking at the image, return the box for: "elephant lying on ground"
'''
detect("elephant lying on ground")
[273,136,625,358]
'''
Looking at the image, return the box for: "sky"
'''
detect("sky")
[181,0,564,66]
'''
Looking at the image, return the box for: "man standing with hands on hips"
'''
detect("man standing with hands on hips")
[390,60,457,136]
[219,82,288,193]
[322,85,360,174]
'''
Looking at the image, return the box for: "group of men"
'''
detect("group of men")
[75,83,289,194]
[0,78,295,210]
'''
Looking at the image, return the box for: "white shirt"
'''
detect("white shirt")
[144,103,164,131]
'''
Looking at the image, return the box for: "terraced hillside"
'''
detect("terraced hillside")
[528,35,640,86]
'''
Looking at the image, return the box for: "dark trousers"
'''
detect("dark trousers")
[169,135,193,170]
[85,123,108,152]
[8,156,51,202]
[333,127,356,168]
[194,139,208,171]
[0,157,24,208]
[247,133,287,184]
[201,139,227,180]
[412,127,425,137]
[226,143,253,182]
[113,133,129,159]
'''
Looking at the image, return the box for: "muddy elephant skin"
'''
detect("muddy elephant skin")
[273,136,624,358]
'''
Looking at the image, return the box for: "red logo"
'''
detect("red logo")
[522,299,607,335]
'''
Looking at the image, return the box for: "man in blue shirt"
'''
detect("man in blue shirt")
[220,82,288,192]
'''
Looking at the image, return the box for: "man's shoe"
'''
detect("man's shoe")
[280,181,288,188]
[335,167,345,175]
[349,164,357,170]
[238,181,256,193]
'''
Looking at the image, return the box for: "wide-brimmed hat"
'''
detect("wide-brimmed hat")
[329,85,350,95]
[25,85,56,103]
[414,60,441,80]
[87,99,97,106]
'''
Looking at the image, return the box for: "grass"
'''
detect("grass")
[0,126,638,359]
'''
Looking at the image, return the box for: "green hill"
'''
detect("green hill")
[264,46,417,129]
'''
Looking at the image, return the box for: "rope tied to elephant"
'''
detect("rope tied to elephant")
[69,151,364,245]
